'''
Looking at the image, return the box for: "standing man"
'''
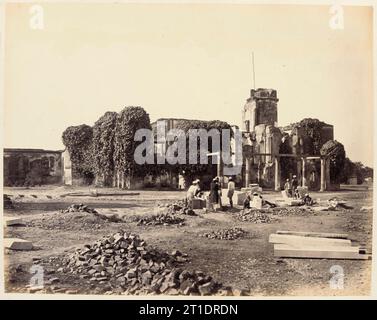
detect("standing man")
[209,177,221,212]
[291,175,298,199]
[284,178,292,197]
[227,177,235,208]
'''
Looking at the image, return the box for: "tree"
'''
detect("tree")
[113,106,151,188]
[291,118,328,155]
[62,124,94,183]
[353,162,373,184]
[92,111,118,186]
[320,140,345,184]
[339,157,356,184]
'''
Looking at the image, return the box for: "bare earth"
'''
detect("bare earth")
[3,185,373,296]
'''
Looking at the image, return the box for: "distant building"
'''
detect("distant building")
[241,88,334,191]
[3,148,64,186]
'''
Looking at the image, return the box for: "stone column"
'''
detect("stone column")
[297,159,302,186]
[325,158,331,190]
[320,158,325,192]
[245,157,251,188]
[302,157,307,187]
[274,157,281,191]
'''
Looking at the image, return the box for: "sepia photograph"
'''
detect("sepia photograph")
[0,0,375,301]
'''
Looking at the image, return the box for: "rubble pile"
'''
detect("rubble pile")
[271,207,312,216]
[201,227,247,240]
[27,211,108,231]
[159,200,197,216]
[137,213,185,226]
[3,194,14,209]
[235,209,274,223]
[327,198,353,210]
[52,231,230,295]
[60,203,122,223]
[61,203,98,214]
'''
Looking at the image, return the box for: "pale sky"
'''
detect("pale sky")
[3,3,374,166]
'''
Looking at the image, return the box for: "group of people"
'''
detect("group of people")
[284,175,299,198]
[186,176,236,211]
[186,174,314,211]
[283,174,313,205]
[207,176,235,211]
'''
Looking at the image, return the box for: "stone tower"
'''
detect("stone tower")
[242,88,278,132]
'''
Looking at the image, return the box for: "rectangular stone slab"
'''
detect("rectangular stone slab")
[276,230,349,239]
[273,243,365,260]
[269,234,352,247]
[4,238,33,250]
[192,199,204,209]
[3,217,24,226]
[235,192,247,205]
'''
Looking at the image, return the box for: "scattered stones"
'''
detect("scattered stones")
[200,227,247,240]
[27,210,111,231]
[137,213,185,226]
[47,231,230,295]
[270,207,312,216]
[61,203,98,214]
[159,200,197,216]
[235,209,274,223]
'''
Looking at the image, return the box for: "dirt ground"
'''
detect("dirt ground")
[2,185,373,296]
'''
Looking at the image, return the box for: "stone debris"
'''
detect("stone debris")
[59,203,122,223]
[235,207,314,222]
[27,211,109,231]
[360,206,373,212]
[327,198,353,210]
[159,200,197,216]
[46,231,233,295]
[61,203,98,214]
[270,207,313,216]
[137,213,185,226]
[200,227,247,240]
[3,194,14,209]
[235,209,274,223]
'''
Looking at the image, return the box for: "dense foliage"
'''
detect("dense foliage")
[62,107,151,186]
[62,124,94,180]
[92,112,117,185]
[291,118,328,155]
[340,158,373,184]
[113,106,151,179]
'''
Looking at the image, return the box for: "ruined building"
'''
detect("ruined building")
[241,88,334,191]
[3,148,65,186]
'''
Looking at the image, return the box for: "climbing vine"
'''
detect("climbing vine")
[113,106,152,180]
[291,118,328,155]
[62,124,94,182]
[92,111,117,186]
